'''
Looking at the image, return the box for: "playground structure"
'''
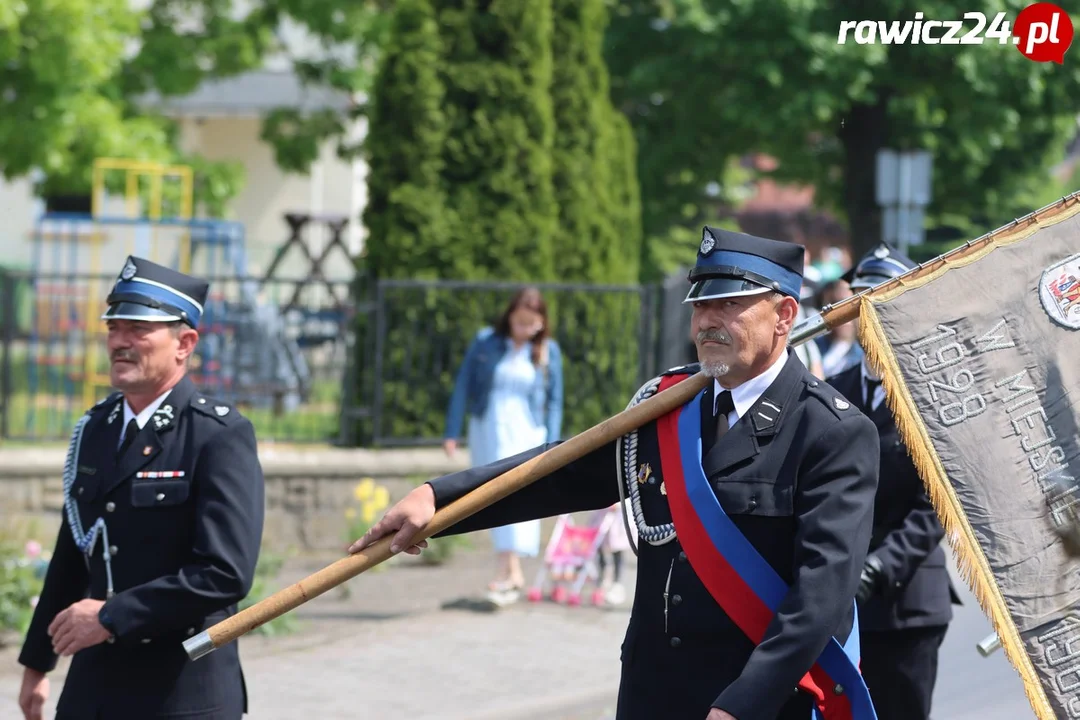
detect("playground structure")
[23,158,356,436]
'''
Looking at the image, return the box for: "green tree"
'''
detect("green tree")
[550,0,641,284]
[361,0,449,281]
[605,0,1080,262]
[0,0,391,214]
[433,0,559,282]
[548,0,644,438]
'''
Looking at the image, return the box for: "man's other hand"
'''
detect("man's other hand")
[18,668,48,720]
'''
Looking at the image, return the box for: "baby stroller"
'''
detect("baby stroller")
[526,507,617,607]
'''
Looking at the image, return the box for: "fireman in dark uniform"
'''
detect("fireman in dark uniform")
[828,244,959,720]
[350,228,881,720]
[17,256,265,720]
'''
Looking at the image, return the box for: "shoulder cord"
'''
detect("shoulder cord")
[615,376,678,557]
[62,413,115,598]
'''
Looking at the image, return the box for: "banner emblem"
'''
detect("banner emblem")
[1039,253,1080,330]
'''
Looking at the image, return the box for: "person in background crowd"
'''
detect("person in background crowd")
[792,265,824,379]
[598,500,636,605]
[443,287,564,603]
[829,243,960,720]
[813,278,863,376]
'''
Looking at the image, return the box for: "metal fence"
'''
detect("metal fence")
[0,268,366,445]
[0,270,677,447]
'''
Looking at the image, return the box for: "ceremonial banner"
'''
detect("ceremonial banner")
[858,195,1080,720]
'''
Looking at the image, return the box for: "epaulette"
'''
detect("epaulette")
[190,394,240,424]
[87,391,123,417]
[804,378,856,420]
[661,362,701,377]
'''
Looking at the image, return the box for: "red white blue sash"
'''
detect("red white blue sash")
[656,374,877,720]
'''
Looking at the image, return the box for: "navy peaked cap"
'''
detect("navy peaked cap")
[684,226,805,304]
[842,243,916,291]
[101,256,209,329]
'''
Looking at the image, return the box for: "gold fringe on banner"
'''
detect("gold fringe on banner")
[855,196,1080,720]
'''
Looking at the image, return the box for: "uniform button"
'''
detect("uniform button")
[141,638,152,644]
[198,398,206,404]
[809,381,819,387]
[747,496,758,511]
[78,486,84,495]
[670,636,681,648]
[186,627,195,636]
[109,545,118,555]
[833,684,844,696]
[156,492,166,501]
[105,502,115,512]
[678,551,687,562]
[671,594,682,606]
[648,476,656,485]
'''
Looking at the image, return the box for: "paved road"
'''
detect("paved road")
[0,552,1042,719]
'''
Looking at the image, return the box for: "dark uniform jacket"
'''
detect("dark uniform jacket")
[429,354,880,720]
[828,364,959,632]
[19,376,265,719]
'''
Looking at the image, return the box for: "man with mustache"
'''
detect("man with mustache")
[16,256,265,720]
[351,227,880,720]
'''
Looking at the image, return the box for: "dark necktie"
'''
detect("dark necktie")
[118,418,139,456]
[865,378,881,409]
[715,390,735,443]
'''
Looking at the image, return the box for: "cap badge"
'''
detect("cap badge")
[873,246,890,259]
[700,230,716,256]
[121,258,138,280]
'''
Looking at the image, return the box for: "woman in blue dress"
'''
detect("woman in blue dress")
[443,288,564,595]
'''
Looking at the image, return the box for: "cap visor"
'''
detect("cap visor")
[101,301,181,322]
[847,274,893,291]
[683,278,772,304]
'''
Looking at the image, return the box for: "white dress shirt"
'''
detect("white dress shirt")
[118,389,173,448]
[712,349,789,425]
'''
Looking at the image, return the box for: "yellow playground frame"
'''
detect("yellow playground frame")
[81,158,196,409]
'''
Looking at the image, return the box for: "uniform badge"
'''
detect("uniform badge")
[152,404,174,430]
[1039,253,1080,330]
[700,229,716,256]
[660,481,667,496]
[142,446,153,456]
[121,258,138,280]
[637,463,652,485]
[834,397,850,411]
[107,402,120,425]
[215,406,230,416]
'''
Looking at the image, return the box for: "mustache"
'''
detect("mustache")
[696,329,731,345]
[111,350,138,363]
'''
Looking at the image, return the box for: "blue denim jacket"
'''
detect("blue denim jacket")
[444,327,564,443]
